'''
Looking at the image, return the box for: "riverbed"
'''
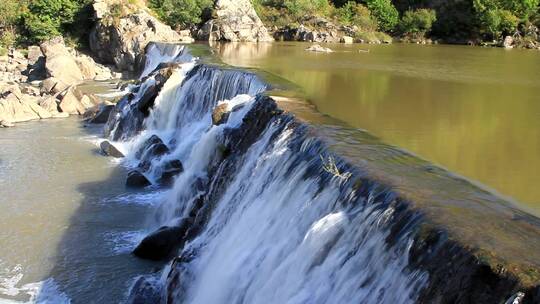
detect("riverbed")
[0,118,161,303]
[214,42,540,216]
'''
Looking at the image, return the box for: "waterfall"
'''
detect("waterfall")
[139,43,193,79]
[103,44,539,304]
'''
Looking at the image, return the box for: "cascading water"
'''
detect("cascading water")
[103,44,540,304]
[139,43,193,79]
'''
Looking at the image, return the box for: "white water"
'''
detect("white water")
[109,45,428,303]
[139,43,192,80]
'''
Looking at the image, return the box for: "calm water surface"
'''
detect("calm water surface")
[215,42,540,216]
[0,118,160,303]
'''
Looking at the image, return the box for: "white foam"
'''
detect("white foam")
[0,264,70,304]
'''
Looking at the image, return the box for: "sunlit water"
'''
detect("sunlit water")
[214,42,540,216]
[0,118,162,303]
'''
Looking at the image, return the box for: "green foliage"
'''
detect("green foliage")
[473,0,538,38]
[365,0,399,31]
[334,2,377,30]
[148,0,214,29]
[283,0,333,17]
[400,8,436,37]
[22,0,81,43]
[0,0,24,50]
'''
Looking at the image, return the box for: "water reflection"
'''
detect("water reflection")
[216,42,540,215]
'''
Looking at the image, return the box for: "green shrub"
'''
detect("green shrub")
[473,0,538,38]
[400,8,437,37]
[334,1,377,31]
[283,0,332,17]
[0,0,23,50]
[22,0,84,44]
[478,8,519,37]
[365,0,399,32]
[148,0,214,29]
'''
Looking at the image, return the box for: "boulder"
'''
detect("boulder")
[275,21,341,43]
[0,93,41,123]
[133,220,192,260]
[89,0,181,71]
[212,103,230,125]
[40,77,62,94]
[503,36,514,49]
[0,120,14,127]
[27,46,44,65]
[75,55,97,80]
[100,140,124,158]
[39,95,60,114]
[88,104,114,123]
[126,170,151,188]
[197,0,273,42]
[135,135,169,159]
[59,86,86,115]
[305,44,333,53]
[27,102,52,119]
[40,37,84,85]
[158,159,184,186]
[341,36,354,44]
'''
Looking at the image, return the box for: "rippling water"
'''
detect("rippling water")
[0,118,162,303]
[214,42,540,216]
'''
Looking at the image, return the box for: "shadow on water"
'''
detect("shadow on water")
[39,121,165,303]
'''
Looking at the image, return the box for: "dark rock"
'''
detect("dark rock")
[136,135,170,161]
[88,104,114,124]
[126,276,161,304]
[133,219,192,260]
[158,159,184,186]
[100,140,124,158]
[126,170,151,188]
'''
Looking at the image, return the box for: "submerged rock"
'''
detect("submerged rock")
[126,276,161,304]
[158,159,184,186]
[136,135,170,159]
[133,219,192,260]
[100,140,124,158]
[126,170,151,188]
[305,44,333,53]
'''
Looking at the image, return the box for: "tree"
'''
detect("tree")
[400,8,437,37]
[283,0,333,17]
[365,0,399,32]
[22,0,81,43]
[148,0,214,29]
[335,1,377,31]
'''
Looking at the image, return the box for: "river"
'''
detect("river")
[0,42,539,303]
[0,118,162,303]
[214,42,540,216]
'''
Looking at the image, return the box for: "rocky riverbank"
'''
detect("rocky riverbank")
[0,36,122,127]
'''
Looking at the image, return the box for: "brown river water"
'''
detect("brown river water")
[0,42,538,303]
[0,118,161,303]
[214,42,540,216]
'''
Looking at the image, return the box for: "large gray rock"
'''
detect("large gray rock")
[59,86,87,115]
[89,0,182,72]
[0,86,53,123]
[40,37,84,86]
[100,140,124,158]
[197,0,273,42]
